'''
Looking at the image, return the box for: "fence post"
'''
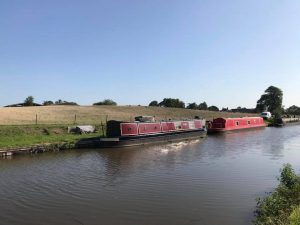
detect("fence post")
[36,114,38,125]
[101,121,105,137]
[105,115,109,137]
[74,114,77,125]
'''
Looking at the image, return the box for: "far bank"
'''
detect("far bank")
[0,105,257,125]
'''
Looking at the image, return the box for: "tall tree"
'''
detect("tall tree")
[286,105,300,115]
[24,96,34,106]
[198,102,208,110]
[256,86,283,115]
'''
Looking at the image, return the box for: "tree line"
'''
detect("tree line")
[254,86,300,116]
[149,98,220,111]
[148,86,300,116]
[255,86,300,116]
[5,86,300,116]
[5,96,118,107]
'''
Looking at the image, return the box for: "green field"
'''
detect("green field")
[0,105,257,150]
[0,125,102,149]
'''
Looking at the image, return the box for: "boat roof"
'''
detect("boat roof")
[213,117,262,120]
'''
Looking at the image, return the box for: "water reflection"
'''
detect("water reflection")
[97,139,205,184]
[1,126,300,225]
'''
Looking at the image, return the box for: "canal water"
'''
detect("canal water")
[1,126,300,225]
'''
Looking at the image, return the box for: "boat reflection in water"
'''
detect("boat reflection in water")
[2,126,300,225]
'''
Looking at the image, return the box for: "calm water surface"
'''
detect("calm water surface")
[1,126,300,225]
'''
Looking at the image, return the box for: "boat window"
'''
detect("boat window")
[235,121,239,126]
[247,121,250,125]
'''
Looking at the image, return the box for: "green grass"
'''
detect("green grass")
[0,124,103,149]
[289,205,300,225]
[0,105,259,149]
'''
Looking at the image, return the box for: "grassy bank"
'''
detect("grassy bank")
[0,125,102,149]
[0,105,257,150]
[0,105,257,125]
[254,164,300,225]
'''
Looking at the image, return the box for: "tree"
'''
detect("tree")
[55,99,78,105]
[187,102,198,110]
[198,102,208,110]
[43,101,54,106]
[286,105,300,115]
[55,99,63,104]
[149,100,159,107]
[159,98,185,108]
[256,86,283,116]
[93,99,117,106]
[24,96,34,106]
[208,105,219,111]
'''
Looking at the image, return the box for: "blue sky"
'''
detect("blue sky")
[1,0,299,108]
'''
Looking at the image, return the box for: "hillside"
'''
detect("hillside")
[0,105,258,125]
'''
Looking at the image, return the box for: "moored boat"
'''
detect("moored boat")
[207,117,266,133]
[76,118,207,148]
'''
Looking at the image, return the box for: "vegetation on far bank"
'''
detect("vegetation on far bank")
[0,105,258,125]
[254,164,300,225]
[0,105,258,149]
[4,86,300,118]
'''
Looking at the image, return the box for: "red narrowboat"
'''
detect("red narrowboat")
[207,117,266,133]
[76,118,207,148]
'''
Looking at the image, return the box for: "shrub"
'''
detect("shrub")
[187,102,198,110]
[149,100,159,107]
[198,102,208,110]
[55,100,78,105]
[93,99,117,106]
[159,98,185,108]
[43,101,54,106]
[208,105,219,111]
[289,205,300,225]
[254,164,300,225]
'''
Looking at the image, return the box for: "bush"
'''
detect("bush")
[208,105,219,111]
[159,98,185,108]
[254,164,300,225]
[43,101,54,106]
[289,205,300,225]
[93,99,117,106]
[187,102,198,110]
[55,100,78,105]
[149,100,159,107]
[198,102,208,110]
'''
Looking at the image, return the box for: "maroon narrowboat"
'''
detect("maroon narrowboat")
[207,117,266,133]
[76,118,207,148]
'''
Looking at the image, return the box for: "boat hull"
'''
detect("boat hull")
[207,117,267,134]
[76,129,207,149]
[208,124,266,133]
